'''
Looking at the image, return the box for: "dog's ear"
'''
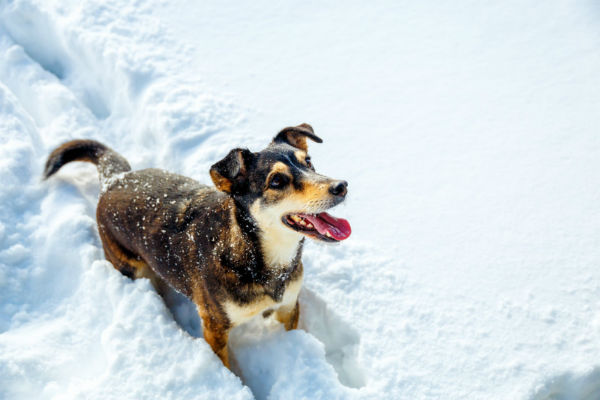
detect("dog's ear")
[272,123,323,151]
[210,148,254,194]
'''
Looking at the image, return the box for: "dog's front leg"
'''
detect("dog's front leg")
[275,300,300,330]
[195,296,232,368]
[201,317,231,368]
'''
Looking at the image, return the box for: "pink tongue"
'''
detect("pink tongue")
[302,212,352,240]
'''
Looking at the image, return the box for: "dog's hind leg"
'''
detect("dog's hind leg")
[97,224,163,292]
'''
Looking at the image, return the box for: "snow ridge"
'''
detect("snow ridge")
[530,367,600,400]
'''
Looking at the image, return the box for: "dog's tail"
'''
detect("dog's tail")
[43,139,131,183]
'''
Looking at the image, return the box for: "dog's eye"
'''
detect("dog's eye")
[269,173,289,189]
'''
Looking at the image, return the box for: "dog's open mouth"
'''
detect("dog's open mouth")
[282,212,351,242]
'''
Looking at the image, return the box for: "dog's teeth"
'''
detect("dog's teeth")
[325,232,333,238]
[306,223,313,228]
[291,215,301,223]
[299,220,306,226]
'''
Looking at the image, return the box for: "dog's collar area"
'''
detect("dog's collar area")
[233,201,261,234]
[282,212,351,242]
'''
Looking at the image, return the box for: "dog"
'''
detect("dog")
[43,123,351,367]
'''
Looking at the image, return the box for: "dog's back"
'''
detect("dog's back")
[95,167,263,300]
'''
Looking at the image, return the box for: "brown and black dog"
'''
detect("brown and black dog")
[43,123,351,367]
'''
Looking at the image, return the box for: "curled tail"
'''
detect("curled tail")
[43,139,131,182]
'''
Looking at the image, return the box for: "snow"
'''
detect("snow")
[1,0,600,399]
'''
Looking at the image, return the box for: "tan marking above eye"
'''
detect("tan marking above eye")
[270,162,291,175]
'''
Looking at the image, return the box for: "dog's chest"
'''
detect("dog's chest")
[224,275,303,326]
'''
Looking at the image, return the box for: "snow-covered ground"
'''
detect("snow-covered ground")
[1,0,600,399]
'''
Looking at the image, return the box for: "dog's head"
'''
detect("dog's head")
[210,123,351,246]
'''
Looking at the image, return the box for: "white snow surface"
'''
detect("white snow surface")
[1,0,600,399]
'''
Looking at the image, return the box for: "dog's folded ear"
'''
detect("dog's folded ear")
[210,148,254,194]
[272,123,323,151]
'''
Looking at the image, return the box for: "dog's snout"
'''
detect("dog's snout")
[329,180,348,197]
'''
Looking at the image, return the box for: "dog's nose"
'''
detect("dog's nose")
[329,180,348,197]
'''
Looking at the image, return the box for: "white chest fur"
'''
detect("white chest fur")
[224,276,303,327]
[249,201,304,266]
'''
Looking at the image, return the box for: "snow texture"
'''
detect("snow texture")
[1,0,600,399]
